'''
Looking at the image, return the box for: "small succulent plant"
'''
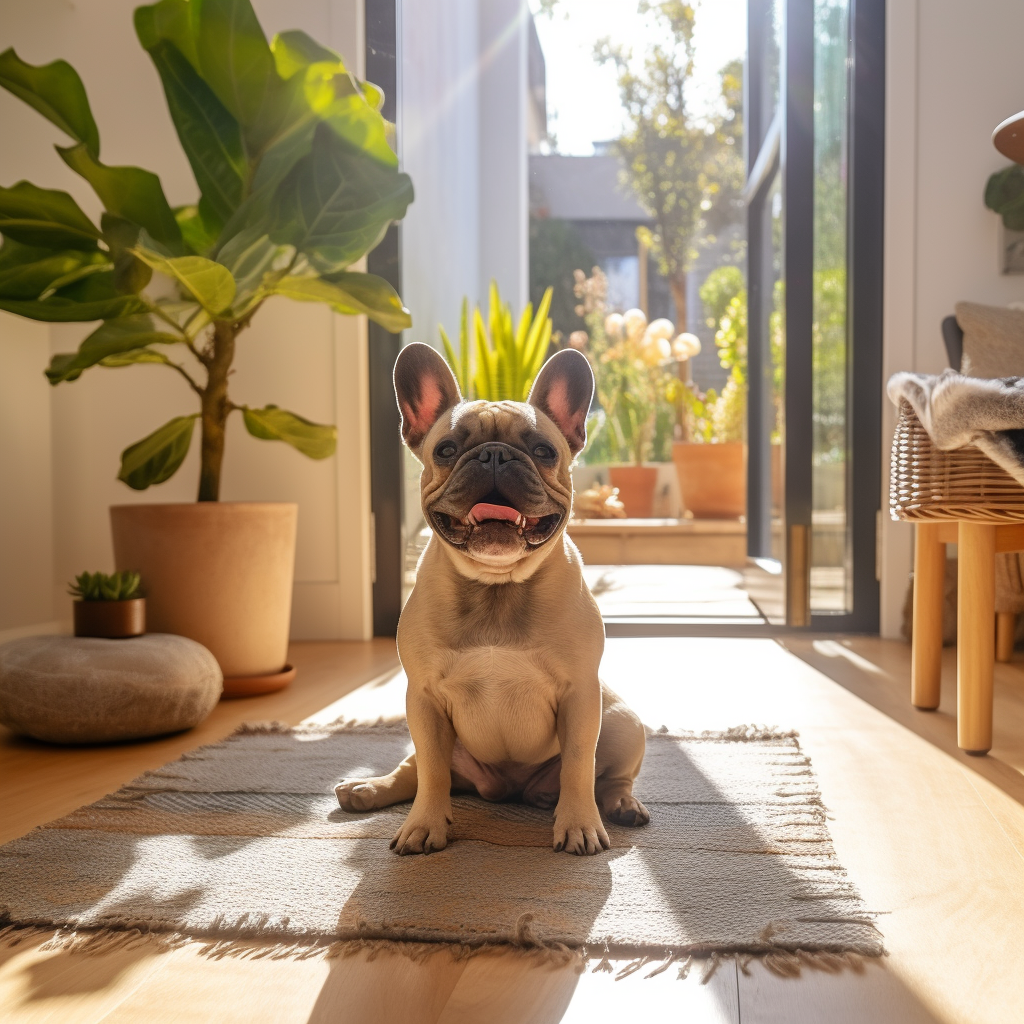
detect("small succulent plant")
[69,570,142,602]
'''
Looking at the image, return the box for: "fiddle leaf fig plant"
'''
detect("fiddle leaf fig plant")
[0,0,414,500]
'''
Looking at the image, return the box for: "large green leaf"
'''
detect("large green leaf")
[243,44,395,207]
[0,48,100,157]
[242,404,336,459]
[0,242,107,300]
[118,414,198,489]
[0,181,100,250]
[0,270,146,321]
[141,39,245,224]
[45,347,168,382]
[217,229,291,310]
[174,202,221,256]
[134,0,199,71]
[99,347,176,368]
[45,314,182,383]
[268,123,413,273]
[133,246,236,314]
[266,31,396,168]
[192,0,277,132]
[273,271,411,332]
[58,143,183,251]
[100,213,154,295]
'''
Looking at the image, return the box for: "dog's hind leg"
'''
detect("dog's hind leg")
[595,773,650,826]
[335,754,418,812]
[595,684,650,827]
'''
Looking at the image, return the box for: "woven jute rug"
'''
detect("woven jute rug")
[0,722,883,978]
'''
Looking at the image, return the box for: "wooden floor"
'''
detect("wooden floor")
[2,634,1024,1023]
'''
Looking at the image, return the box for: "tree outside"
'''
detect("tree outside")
[595,2,744,334]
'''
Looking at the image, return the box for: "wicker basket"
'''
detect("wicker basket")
[890,399,1024,523]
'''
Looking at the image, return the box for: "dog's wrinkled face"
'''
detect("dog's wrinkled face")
[394,344,594,579]
[424,401,570,565]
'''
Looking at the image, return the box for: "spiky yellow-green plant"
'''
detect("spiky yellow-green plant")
[439,281,553,402]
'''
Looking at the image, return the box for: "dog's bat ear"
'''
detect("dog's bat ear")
[528,349,594,456]
[393,343,462,450]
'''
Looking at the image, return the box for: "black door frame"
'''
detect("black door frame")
[365,0,404,636]
[743,0,884,634]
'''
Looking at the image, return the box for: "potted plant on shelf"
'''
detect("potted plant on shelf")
[0,0,413,691]
[70,570,145,639]
[671,266,748,519]
[571,267,696,517]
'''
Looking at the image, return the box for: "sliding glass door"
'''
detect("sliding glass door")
[746,0,883,630]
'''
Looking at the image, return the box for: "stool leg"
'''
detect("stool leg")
[912,522,946,709]
[957,522,995,755]
[996,612,1016,663]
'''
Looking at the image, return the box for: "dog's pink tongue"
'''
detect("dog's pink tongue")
[469,502,520,524]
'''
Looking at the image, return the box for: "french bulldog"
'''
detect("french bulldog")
[335,343,649,855]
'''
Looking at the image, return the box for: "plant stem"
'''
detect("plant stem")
[197,321,236,502]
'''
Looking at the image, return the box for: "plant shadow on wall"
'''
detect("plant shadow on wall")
[0,0,413,501]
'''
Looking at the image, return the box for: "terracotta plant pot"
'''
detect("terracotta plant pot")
[608,465,659,518]
[110,503,298,685]
[73,598,146,639]
[672,441,746,519]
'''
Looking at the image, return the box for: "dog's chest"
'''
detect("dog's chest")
[433,646,561,763]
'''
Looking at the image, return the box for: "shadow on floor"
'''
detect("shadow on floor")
[784,636,1024,811]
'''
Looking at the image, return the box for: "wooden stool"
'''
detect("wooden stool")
[892,400,1024,755]
[911,521,1024,754]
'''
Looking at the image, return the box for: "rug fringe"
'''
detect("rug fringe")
[229,720,801,743]
[0,922,880,981]
[646,724,800,742]
[228,717,408,738]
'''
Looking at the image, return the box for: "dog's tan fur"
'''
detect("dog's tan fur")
[335,344,648,855]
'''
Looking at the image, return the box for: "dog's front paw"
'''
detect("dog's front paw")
[335,778,384,812]
[604,794,651,827]
[390,802,451,855]
[553,803,610,855]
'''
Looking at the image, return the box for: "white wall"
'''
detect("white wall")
[399,0,529,341]
[880,0,1024,637]
[399,0,482,347]
[477,0,530,310]
[0,0,373,640]
[0,313,54,636]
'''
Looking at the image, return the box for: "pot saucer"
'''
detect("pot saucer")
[221,664,297,699]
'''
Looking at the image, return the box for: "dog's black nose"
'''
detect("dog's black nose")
[476,443,517,465]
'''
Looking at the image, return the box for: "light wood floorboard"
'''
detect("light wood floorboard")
[3,635,1024,1022]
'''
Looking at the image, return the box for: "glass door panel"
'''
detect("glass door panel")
[810,0,851,615]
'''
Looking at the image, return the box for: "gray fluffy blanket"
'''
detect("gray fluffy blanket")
[888,370,1024,487]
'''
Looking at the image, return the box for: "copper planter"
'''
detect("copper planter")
[73,598,146,639]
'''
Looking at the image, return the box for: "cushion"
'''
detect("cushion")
[956,301,1024,378]
[0,633,223,744]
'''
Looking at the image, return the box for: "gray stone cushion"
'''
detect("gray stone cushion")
[0,634,223,744]
[956,301,1024,379]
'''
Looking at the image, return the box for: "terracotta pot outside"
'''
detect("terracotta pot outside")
[608,465,659,518]
[672,441,746,519]
[73,598,146,639]
[110,503,297,678]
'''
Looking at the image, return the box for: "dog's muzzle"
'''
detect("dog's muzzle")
[429,442,565,549]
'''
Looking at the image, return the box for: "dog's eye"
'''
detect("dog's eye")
[533,443,556,460]
[435,441,458,460]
